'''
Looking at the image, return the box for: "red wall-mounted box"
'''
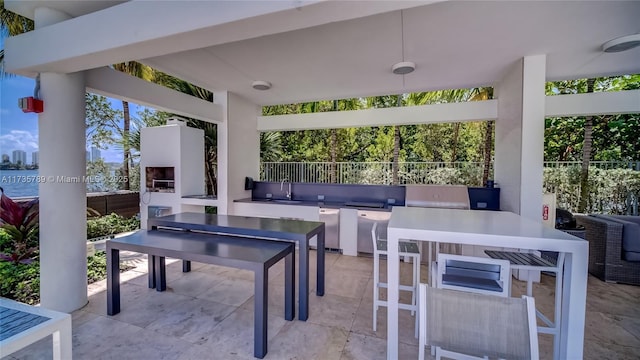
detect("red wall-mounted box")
[18,97,44,113]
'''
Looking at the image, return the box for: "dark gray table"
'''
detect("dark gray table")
[106,230,294,359]
[148,212,325,321]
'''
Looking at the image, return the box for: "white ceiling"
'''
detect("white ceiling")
[7,1,639,106]
[140,1,640,106]
[6,0,125,19]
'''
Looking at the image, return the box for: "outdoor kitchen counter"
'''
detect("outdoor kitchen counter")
[234,198,395,211]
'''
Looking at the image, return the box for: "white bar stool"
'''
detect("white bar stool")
[371,222,421,337]
[484,250,565,360]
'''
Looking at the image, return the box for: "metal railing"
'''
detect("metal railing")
[543,161,640,170]
[260,161,640,214]
[260,161,489,186]
[261,161,639,185]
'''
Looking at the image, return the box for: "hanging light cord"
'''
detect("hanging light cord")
[400,10,405,62]
[401,11,406,87]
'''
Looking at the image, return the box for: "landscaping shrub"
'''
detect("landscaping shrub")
[87,251,133,284]
[0,261,40,305]
[0,252,133,304]
[87,213,140,239]
[544,167,640,214]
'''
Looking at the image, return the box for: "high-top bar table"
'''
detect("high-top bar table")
[148,212,325,321]
[385,207,588,360]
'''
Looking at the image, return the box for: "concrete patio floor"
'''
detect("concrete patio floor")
[3,250,640,360]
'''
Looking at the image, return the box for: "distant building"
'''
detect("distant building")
[1,154,9,163]
[12,150,27,166]
[91,147,101,162]
[32,151,39,165]
[86,151,90,162]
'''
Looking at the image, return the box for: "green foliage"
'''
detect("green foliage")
[0,189,39,263]
[0,261,40,305]
[544,167,640,214]
[87,214,140,240]
[87,251,108,284]
[340,164,484,186]
[0,252,134,304]
[545,114,639,161]
[86,251,133,284]
[86,159,123,192]
[205,206,217,214]
[86,93,124,149]
[0,228,11,249]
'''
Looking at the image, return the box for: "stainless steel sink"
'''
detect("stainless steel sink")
[271,199,303,204]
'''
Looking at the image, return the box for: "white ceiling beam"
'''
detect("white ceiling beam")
[258,90,639,132]
[86,67,222,123]
[545,90,640,117]
[5,0,438,76]
[257,100,498,131]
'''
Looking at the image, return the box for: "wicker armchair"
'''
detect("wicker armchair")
[576,215,640,286]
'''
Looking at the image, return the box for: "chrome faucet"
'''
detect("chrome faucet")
[280,178,292,200]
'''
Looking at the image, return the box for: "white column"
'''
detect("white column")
[215,92,260,214]
[494,55,546,221]
[35,8,88,312]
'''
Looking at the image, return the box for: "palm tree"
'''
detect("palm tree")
[111,62,154,190]
[260,132,282,162]
[1,1,33,72]
[153,71,217,194]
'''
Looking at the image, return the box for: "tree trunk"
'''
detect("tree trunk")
[122,100,131,190]
[329,100,338,183]
[392,126,400,185]
[205,159,216,196]
[482,120,493,186]
[578,79,596,213]
[330,129,337,183]
[392,95,402,185]
[451,122,460,163]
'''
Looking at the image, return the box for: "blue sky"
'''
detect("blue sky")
[1,74,143,164]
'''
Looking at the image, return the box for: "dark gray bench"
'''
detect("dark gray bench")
[106,230,295,359]
[148,212,326,321]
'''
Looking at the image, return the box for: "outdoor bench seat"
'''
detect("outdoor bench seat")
[106,229,295,359]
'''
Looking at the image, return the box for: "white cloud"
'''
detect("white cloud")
[0,130,39,155]
[0,108,9,116]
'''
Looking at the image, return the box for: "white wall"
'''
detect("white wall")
[495,59,524,215]
[36,7,88,313]
[139,125,204,228]
[520,55,546,221]
[494,55,546,220]
[216,92,260,214]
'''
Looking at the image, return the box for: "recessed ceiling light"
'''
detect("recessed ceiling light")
[252,80,272,90]
[602,34,640,53]
[392,61,415,75]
